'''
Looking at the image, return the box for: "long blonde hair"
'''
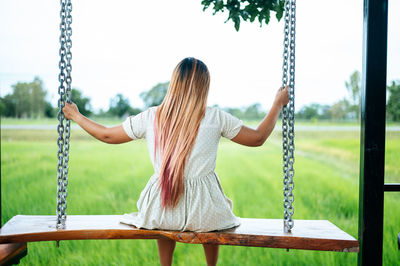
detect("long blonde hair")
[154,57,210,208]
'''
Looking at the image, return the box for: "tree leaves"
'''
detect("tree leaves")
[1,77,48,118]
[140,82,169,108]
[201,0,285,31]
[71,88,92,116]
[108,93,134,117]
[387,80,400,121]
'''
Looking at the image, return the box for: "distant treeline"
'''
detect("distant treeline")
[0,78,145,119]
[296,71,400,122]
[1,71,399,121]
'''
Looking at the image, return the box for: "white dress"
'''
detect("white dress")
[120,106,243,232]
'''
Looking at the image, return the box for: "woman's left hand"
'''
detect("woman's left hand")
[63,102,80,121]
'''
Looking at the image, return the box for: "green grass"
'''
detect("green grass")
[3,117,400,128]
[1,117,124,127]
[1,128,400,265]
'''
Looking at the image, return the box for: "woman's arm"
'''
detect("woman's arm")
[63,102,132,144]
[231,86,289,147]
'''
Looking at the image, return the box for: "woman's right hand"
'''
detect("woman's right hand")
[63,102,80,121]
[62,101,131,144]
[274,86,290,108]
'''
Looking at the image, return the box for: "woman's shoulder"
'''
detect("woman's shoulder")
[203,106,237,125]
[204,106,221,120]
[205,106,236,119]
[205,106,243,139]
[126,106,157,124]
[147,106,158,113]
[139,106,158,117]
[205,106,224,115]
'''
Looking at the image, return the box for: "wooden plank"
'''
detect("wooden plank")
[0,242,27,266]
[0,215,359,252]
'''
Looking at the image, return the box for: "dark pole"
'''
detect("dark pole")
[358,0,388,265]
[383,183,400,192]
[0,118,2,227]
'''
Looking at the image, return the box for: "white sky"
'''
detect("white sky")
[0,0,399,111]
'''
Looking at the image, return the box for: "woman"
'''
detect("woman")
[63,57,289,266]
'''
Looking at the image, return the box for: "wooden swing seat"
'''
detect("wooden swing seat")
[0,242,27,265]
[0,215,358,252]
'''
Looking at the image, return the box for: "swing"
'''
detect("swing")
[0,0,359,254]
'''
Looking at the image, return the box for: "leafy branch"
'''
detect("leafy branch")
[201,0,285,31]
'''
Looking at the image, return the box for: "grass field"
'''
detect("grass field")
[1,125,400,265]
[3,117,400,127]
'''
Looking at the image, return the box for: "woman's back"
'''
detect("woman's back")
[122,106,243,179]
[120,106,243,232]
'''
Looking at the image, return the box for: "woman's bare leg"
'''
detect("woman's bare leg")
[157,239,176,266]
[202,244,219,266]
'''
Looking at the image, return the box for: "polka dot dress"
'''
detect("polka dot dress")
[120,106,243,232]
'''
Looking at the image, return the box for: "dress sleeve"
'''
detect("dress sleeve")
[122,108,153,140]
[219,109,243,139]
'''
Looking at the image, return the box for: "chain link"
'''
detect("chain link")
[281,0,296,233]
[57,0,72,229]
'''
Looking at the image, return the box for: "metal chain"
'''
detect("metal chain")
[56,0,72,229]
[281,0,290,233]
[281,0,296,233]
[287,0,296,230]
[63,0,72,220]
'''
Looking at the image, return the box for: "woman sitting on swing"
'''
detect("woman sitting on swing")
[63,57,289,266]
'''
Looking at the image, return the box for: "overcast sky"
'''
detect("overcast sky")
[1,0,399,111]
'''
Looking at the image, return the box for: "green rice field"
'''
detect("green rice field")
[1,124,400,265]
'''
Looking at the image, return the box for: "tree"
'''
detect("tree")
[71,88,92,116]
[2,77,48,118]
[243,103,265,120]
[108,93,140,118]
[296,103,331,120]
[44,101,56,118]
[329,99,350,120]
[201,0,285,31]
[224,103,266,120]
[0,98,5,116]
[345,71,361,120]
[318,104,331,120]
[297,104,319,120]
[387,80,400,121]
[0,95,16,117]
[225,107,244,119]
[140,82,169,108]
[11,81,31,118]
[30,77,47,118]
[8,77,47,118]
